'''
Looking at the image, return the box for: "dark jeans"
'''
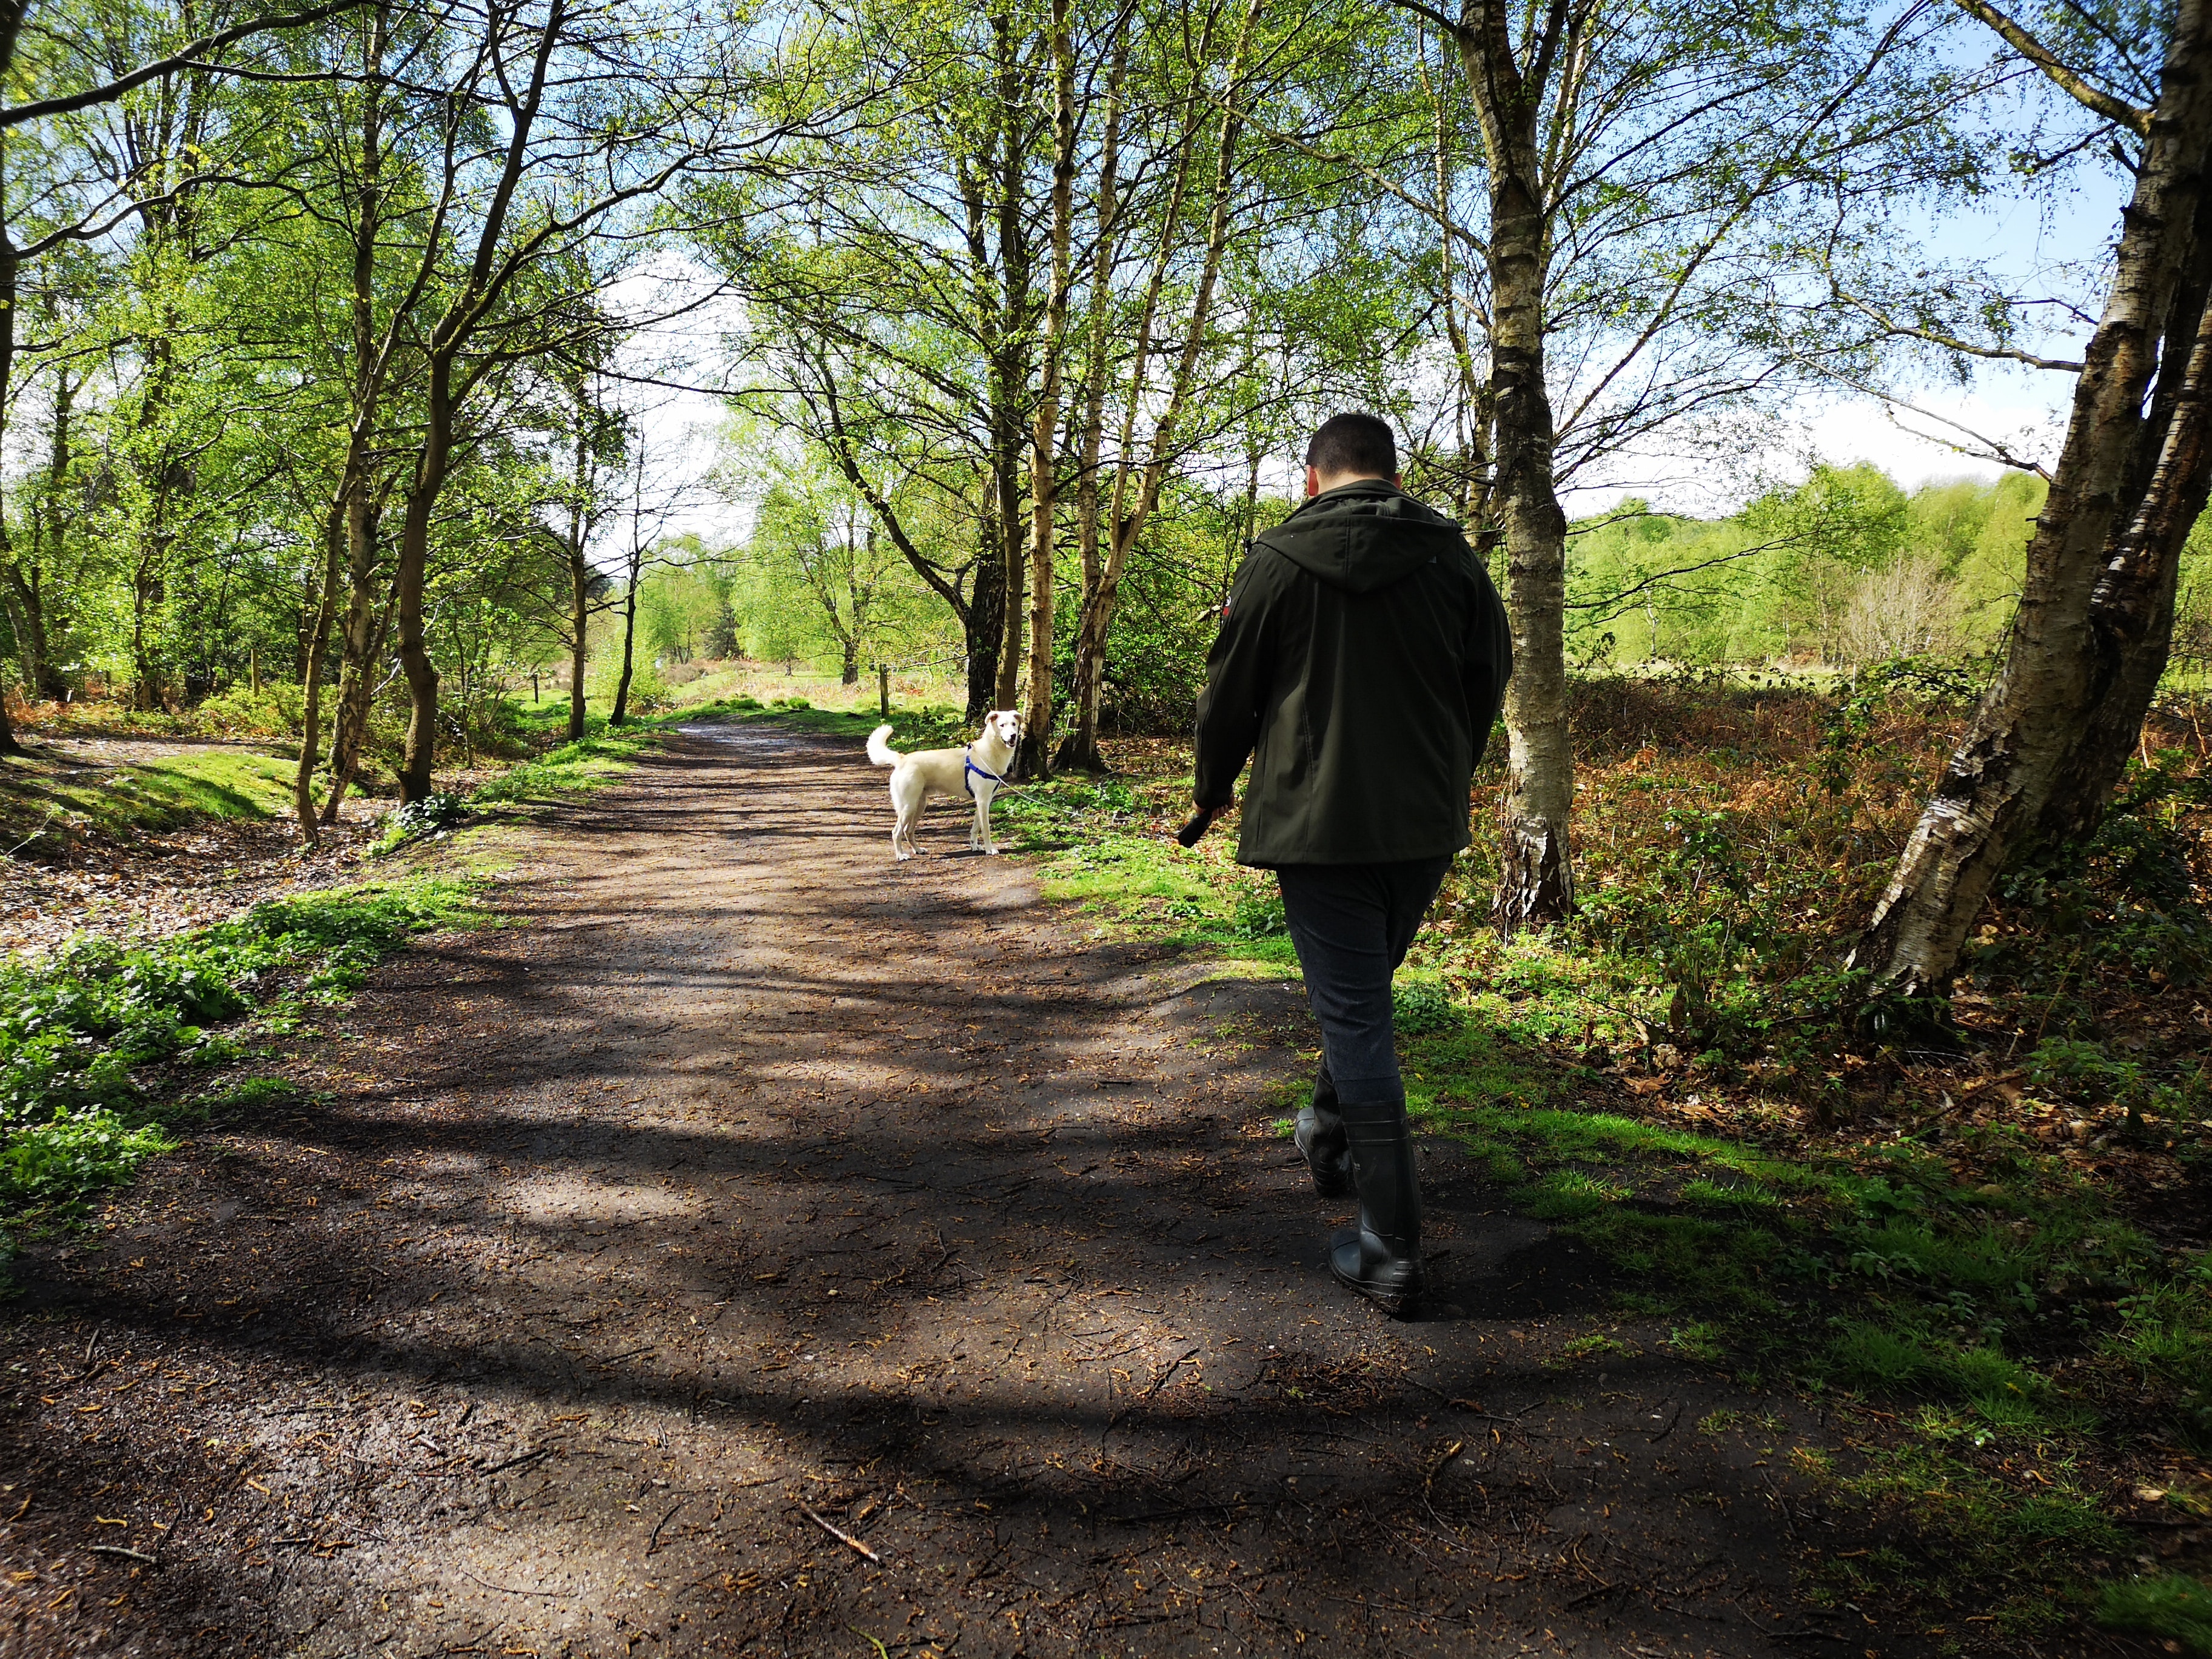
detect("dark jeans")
[1277,856,1455,1114]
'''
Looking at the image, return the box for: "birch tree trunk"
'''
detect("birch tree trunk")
[295,501,346,841]
[1854,0,2212,1000]
[989,7,1030,717]
[1016,0,1076,779]
[300,5,390,842]
[564,411,593,743]
[395,357,451,803]
[1057,0,1256,772]
[1453,4,1574,930]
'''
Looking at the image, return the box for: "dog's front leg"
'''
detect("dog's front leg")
[978,788,999,856]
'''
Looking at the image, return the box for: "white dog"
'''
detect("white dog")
[866,710,1023,860]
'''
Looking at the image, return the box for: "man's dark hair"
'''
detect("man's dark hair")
[1305,413,1396,480]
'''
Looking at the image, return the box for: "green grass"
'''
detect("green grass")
[987,773,1301,965]
[677,694,967,751]
[0,873,481,1233]
[2,744,315,851]
[2099,1573,2212,1654]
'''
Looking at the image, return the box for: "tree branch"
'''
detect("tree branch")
[1,1,367,127]
[1950,0,2150,136]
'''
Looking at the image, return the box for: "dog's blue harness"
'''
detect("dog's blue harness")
[963,748,1008,798]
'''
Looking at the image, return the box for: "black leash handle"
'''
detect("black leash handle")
[1176,809,1215,848]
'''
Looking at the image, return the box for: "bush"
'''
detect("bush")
[0,1109,175,1206]
[1393,979,1462,1035]
[379,791,471,851]
[197,682,308,739]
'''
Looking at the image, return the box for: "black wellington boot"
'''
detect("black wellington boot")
[1329,1106,1424,1316]
[1294,1067,1353,1199]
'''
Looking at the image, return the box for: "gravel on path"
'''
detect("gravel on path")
[0,725,1917,1657]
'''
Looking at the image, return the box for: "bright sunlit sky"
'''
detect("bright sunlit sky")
[1776,183,2123,494]
[618,122,2136,558]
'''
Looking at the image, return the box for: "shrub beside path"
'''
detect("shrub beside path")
[1,724,2015,1655]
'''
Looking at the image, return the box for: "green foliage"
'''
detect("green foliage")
[0,1110,176,1208]
[0,877,477,1222]
[377,791,472,852]
[472,723,666,805]
[1392,979,1461,1035]
[1564,469,2048,669]
[1986,759,2212,992]
[206,1075,311,1113]
[1,745,317,851]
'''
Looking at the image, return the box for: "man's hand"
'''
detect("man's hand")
[1176,803,1226,848]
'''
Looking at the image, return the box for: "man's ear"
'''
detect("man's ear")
[1392,472,1404,488]
[1304,464,1321,498]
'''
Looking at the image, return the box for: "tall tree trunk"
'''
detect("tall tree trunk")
[0,142,21,752]
[611,565,641,725]
[305,12,390,839]
[320,506,388,824]
[294,500,346,842]
[131,553,164,712]
[1427,30,1494,534]
[967,509,1005,720]
[1855,1,2212,999]
[3,354,72,703]
[395,361,452,803]
[1054,22,1128,774]
[565,409,592,743]
[1455,15,1574,930]
[0,551,51,710]
[566,540,589,742]
[992,466,1026,714]
[1016,0,1076,779]
[989,5,1030,717]
[1057,0,1256,772]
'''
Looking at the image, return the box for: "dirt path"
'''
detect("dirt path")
[3,726,1922,1657]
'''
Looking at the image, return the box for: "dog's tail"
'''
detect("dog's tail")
[866,724,901,768]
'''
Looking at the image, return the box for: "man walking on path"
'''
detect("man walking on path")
[1188,414,1512,1315]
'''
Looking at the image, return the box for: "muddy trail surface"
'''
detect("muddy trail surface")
[4,726,1929,1657]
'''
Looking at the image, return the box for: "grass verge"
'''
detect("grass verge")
[2,744,317,851]
[0,873,481,1247]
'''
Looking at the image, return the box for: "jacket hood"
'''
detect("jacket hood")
[1253,481,1469,594]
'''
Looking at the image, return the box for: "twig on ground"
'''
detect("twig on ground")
[647,1498,686,1555]
[800,1503,879,1562]
[1143,1346,1203,1400]
[87,1544,158,1564]
[455,1567,563,1598]
[474,1446,550,1476]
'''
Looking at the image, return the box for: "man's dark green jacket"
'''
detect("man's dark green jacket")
[1193,480,1511,867]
